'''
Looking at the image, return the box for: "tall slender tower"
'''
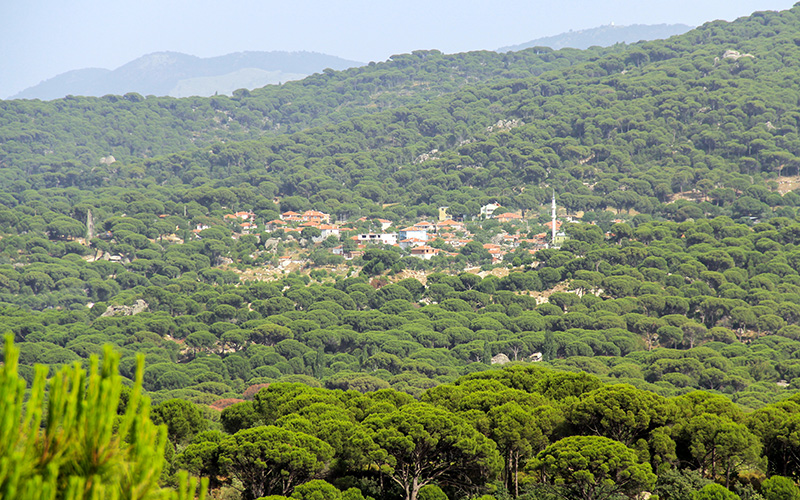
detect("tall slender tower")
[551,191,557,246]
[86,209,94,241]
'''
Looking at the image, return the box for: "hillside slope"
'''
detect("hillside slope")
[21,4,794,223]
[0,45,623,170]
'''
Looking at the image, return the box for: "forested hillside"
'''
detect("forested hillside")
[0,45,620,174]
[4,4,800,500]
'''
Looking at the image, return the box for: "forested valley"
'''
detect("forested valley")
[6,4,800,500]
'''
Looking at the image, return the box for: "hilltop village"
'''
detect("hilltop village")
[183,201,579,272]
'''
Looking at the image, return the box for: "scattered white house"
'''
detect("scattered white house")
[378,219,393,231]
[398,226,428,242]
[356,233,398,245]
[480,202,501,218]
[399,237,428,250]
[312,224,341,243]
[413,221,436,232]
[318,224,341,239]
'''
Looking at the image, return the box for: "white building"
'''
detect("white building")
[480,202,501,218]
[398,227,428,242]
[356,233,398,245]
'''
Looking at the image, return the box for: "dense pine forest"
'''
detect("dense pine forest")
[6,4,800,500]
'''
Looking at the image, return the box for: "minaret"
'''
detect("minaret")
[86,209,94,241]
[551,190,557,246]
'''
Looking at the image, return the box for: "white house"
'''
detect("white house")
[398,227,428,242]
[356,233,398,245]
[480,202,501,218]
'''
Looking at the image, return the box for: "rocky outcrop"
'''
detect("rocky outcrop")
[491,353,511,365]
[100,299,148,317]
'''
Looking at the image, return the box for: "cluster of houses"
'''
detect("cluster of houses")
[264,205,563,262]
[200,202,575,264]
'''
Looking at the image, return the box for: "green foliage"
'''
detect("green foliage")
[219,425,334,498]
[0,335,207,499]
[693,483,741,500]
[151,398,208,444]
[364,402,501,500]
[417,485,448,500]
[532,435,656,500]
[761,476,800,500]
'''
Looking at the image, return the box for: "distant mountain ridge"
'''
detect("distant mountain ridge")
[11,51,363,100]
[498,23,693,52]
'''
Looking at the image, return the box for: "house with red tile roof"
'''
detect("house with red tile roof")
[544,220,563,231]
[225,211,255,221]
[302,210,330,224]
[318,224,341,240]
[399,237,428,250]
[266,219,287,231]
[413,221,436,232]
[410,246,440,260]
[487,247,506,263]
[495,212,523,223]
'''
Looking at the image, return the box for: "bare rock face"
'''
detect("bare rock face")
[101,299,149,317]
[722,49,754,60]
[491,353,511,365]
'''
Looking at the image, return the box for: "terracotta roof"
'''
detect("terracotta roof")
[411,246,439,253]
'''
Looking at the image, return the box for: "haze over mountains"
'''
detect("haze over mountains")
[498,23,694,52]
[11,51,363,101]
[12,24,693,101]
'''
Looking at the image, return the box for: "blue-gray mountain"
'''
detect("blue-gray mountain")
[498,23,693,52]
[11,51,363,101]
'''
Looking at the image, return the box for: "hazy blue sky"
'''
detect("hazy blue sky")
[1,0,796,98]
